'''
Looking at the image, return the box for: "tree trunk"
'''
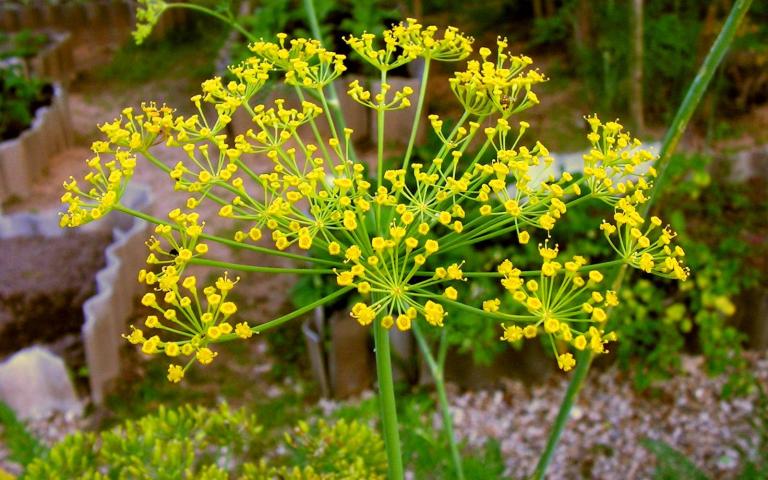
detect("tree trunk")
[630,0,645,133]
[544,0,556,17]
[572,0,592,53]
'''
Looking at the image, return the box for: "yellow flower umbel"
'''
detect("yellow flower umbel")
[344,30,422,72]
[250,36,346,89]
[490,246,618,372]
[450,38,545,116]
[582,115,657,204]
[143,208,208,275]
[391,18,474,62]
[128,263,245,382]
[601,206,690,281]
[118,207,253,382]
[63,18,689,386]
[60,150,136,227]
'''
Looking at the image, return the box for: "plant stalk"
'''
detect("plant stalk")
[165,3,256,42]
[412,323,465,480]
[301,0,358,163]
[402,58,431,173]
[646,0,753,211]
[531,1,753,477]
[374,321,405,480]
[531,349,593,480]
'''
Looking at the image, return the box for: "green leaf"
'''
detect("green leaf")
[641,438,710,480]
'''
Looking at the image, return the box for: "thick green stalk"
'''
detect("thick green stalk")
[646,0,753,211]
[367,52,402,478]
[531,2,752,477]
[374,320,404,480]
[412,323,465,480]
[531,349,593,479]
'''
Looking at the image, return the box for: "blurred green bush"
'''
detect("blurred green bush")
[22,404,386,479]
[0,65,46,141]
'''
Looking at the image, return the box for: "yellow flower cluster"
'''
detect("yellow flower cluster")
[126,271,247,383]
[250,36,346,89]
[198,57,272,120]
[348,81,414,111]
[345,32,421,73]
[491,245,618,371]
[450,38,545,116]
[60,150,136,227]
[390,18,474,62]
[601,207,689,281]
[125,211,253,382]
[61,18,691,380]
[144,209,208,271]
[338,233,459,331]
[345,18,473,72]
[582,115,657,204]
[133,0,167,45]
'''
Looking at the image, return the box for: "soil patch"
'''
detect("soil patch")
[0,230,112,366]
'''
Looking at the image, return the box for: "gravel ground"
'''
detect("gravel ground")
[444,352,768,479]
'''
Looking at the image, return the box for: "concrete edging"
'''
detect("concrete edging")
[0,82,74,204]
[0,183,152,405]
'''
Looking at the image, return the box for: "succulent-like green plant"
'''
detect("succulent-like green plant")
[24,404,264,480]
[23,405,387,479]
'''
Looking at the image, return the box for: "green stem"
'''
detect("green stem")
[402,58,431,173]
[113,204,342,267]
[645,0,753,213]
[165,3,256,42]
[530,349,593,480]
[377,70,387,190]
[189,258,333,275]
[531,3,752,477]
[373,321,404,480]
[412,323,465,480]
[301,0,325,46]
[219,286,353,341]
[301,0,358,163]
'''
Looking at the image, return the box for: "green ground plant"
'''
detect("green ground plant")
[0,30,48,60]
[0,65,46,140]
[0,401,45,469]
[22,404,385,479]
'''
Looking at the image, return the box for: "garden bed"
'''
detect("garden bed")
[0,30,74,85]
[0,82,73,204]
[0,0,187,52]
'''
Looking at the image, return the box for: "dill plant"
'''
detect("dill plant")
[59,8,692,478]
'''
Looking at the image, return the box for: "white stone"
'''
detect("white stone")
[0,347,83,420]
